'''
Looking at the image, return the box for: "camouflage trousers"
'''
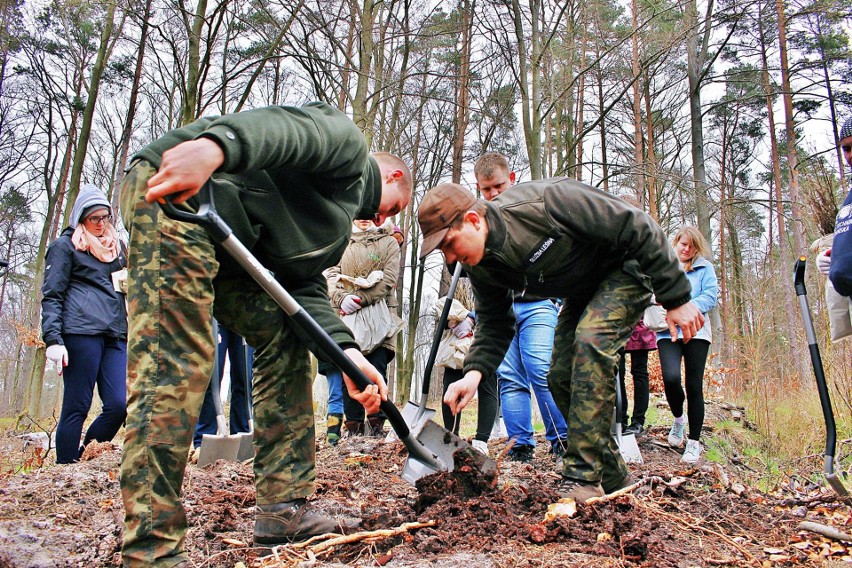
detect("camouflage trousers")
[548,269,651,492]
[119,161,316,567]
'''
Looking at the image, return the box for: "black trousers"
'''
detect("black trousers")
[441,367,499,442]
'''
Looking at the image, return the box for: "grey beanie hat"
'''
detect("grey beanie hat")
[840,117,852,142]
[69,184,111,228]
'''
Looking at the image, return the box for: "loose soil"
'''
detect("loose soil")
[1,400,850,567]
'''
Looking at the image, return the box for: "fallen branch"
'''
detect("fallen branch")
[797,521,852,542]
[293,520,436,555]
[585,479,647,504]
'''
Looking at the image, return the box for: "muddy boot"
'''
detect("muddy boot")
[344,420,365,437]
[556,477,605,503]
[254,498,359,544]
[367,415,386,437]
[326,414,343,446]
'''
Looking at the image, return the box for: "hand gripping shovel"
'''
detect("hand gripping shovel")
[794,257,849,501]
[389,263,464,440]
[159,182,497,483]
[197,319,243,466]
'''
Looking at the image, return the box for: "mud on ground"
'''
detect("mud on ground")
[0,402,850,567]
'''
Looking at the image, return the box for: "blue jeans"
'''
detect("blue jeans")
[497,299,567,448]
[56,334,127,463]
[326,369,344,415]
[193,326,254,447]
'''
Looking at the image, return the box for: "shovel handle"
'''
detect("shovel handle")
[793,257,841,473]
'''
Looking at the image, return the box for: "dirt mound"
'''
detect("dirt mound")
[0,414,849,567]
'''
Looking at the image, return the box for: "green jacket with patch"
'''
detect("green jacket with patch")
[463,178,692,380]
[134,102,380,351]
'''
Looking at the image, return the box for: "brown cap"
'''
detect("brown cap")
[418,183,477,259]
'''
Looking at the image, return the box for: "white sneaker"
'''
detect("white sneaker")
[471,439,489,457]
[681,439,701,463]
[668,420,686,448]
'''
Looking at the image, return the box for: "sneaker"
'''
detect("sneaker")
[624,423,644,436]
[471,439,489,457]
[668,420,686,448]
[556,477,605,503]
[508,444,535,463]
[681,439,701,463]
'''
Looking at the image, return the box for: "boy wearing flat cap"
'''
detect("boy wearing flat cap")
[418,180,703,502]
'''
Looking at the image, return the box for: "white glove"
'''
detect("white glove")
[46,344,69,370]
[452,316,474,339]
[340,295,363,315]
[817,249,832,275]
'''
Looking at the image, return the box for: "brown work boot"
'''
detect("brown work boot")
[344,420,365,436]
[605,472,649,496]
[254,498,359,544]
[556,477,605,503]
[367,415,386,437]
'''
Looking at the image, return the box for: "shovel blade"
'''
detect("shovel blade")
[197,433,241,467]
[401,419,498,484]
[617,431,643,464]
[385,401,436,442]
[826,473,851,502]
[235,432,254,462]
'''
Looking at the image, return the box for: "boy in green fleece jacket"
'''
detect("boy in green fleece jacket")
[417,181,702,504]
[119,102,411,567]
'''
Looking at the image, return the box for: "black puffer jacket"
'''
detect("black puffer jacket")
[41,227,128,347]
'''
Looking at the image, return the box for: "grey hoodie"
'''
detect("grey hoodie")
[69,184,110,228]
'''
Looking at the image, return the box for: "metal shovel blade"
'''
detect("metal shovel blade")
[400,419,498,483]
[235,432,254,462]
[198,431,242,467]
[615,423,643,464]
[385,401,437,442]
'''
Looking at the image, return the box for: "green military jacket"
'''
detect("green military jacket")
[462,178,692,381]
[134,102,380,351]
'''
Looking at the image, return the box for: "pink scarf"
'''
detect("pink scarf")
[72,223,120,263]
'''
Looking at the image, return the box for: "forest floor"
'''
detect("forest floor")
[1,399,851,567]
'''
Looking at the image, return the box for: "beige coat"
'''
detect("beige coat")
[325,227,401,353]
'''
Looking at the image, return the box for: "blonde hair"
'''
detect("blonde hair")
[672,225,711,272]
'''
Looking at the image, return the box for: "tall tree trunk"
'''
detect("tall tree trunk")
[64,0,118,221]
[451,0,473,183]
[353,0,375,144]
[596,60,608,192]
[776,0,809,382]
[775,0,806,254]
[511,0,543,179]
[180,0,208,126]
[758,6,784,256]
[643,69,658,220]
[685,0,711,240]
[112,0,152,213]
[631,0,644,202]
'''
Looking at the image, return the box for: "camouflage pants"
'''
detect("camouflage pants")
[119,161,316,567]
[548,269,651,492]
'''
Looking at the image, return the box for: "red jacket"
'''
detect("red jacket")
[625,321,657,351]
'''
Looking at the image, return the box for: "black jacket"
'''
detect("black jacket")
[41,227,128,346]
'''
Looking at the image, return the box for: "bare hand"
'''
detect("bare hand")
[443,371,482,415]
[145,138,225,204]
[341,347,388,415]
[666,302,704,342]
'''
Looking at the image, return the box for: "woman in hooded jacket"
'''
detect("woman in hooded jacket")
[41,185,128,463]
